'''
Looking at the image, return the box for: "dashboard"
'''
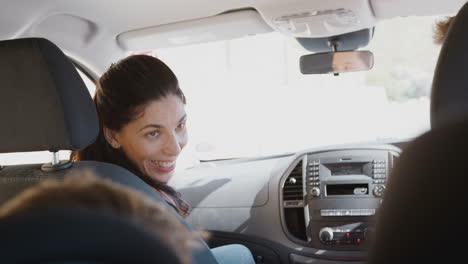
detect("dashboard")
[170,143,401,264]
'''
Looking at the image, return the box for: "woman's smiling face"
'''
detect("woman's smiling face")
[106,94,188,183]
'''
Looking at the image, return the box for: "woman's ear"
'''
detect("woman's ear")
[103,127,121,149]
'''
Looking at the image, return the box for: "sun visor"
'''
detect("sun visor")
[117,9,273,51]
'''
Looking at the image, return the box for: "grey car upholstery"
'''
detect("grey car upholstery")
[370,2,468,263]
[0,37,218,264]
[0,207,182,264]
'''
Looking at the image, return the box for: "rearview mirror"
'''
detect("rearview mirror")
[300,51,374,74]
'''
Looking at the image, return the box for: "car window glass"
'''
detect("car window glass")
[76,67,96,96]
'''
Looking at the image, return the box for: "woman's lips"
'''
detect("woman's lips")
[150,160,176,173]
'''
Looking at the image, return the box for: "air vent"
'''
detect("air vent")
[283,161,304,202]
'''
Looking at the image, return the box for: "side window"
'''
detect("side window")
[0,67,96,166]
[76,67,96,96]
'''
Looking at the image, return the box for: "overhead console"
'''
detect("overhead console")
[259,0,376,38]
[281,144,400,254]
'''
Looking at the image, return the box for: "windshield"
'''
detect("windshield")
[152,16,443,163]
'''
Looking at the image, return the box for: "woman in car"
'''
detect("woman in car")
[71,55,255,264]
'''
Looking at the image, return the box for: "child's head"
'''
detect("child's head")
[434,16,455,45]
[0,171,206,264]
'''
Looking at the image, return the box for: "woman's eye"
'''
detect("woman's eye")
[147,131,159,137]
[178,122,186,129]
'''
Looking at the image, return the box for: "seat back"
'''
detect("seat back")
[370,2,468,263]
[369,121,468,263]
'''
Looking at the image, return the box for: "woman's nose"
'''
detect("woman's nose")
[163,132,182,156]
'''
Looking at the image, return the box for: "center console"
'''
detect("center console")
[281,145,400,255]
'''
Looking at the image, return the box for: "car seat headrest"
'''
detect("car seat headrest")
[369,120,468,263]
[431,2,468,128]
[0,37,98,153]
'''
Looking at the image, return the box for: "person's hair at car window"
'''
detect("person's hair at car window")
[0,172,206,264]
[434,16,454,45]
[70,55,190,217]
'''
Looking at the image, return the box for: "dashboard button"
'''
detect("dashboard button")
[320,210,330,216]
[350,209,360,216]
[373,185,386,197]
[310,187,321,197]
[319,227,334,243]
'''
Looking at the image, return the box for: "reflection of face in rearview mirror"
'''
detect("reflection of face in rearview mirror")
[332,51,373,72]
[300,51,374,75]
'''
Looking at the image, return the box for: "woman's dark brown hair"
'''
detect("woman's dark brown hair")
[71,55,190,217]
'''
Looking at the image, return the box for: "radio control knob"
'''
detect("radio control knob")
[310,187,321,197]
[373,185,386,197]
[319,227,334,243]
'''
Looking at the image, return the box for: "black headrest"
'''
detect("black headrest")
[0,207,181,263]
[431,2,468,128]
[0,38,98,153]
[369,120,468,263]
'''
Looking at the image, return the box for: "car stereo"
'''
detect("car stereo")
[308,155,387,200]
[304,148,399,250]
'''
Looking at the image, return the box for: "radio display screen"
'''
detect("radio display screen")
[327,162,365,176]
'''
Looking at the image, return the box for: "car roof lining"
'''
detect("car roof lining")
[1,0,464,74]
